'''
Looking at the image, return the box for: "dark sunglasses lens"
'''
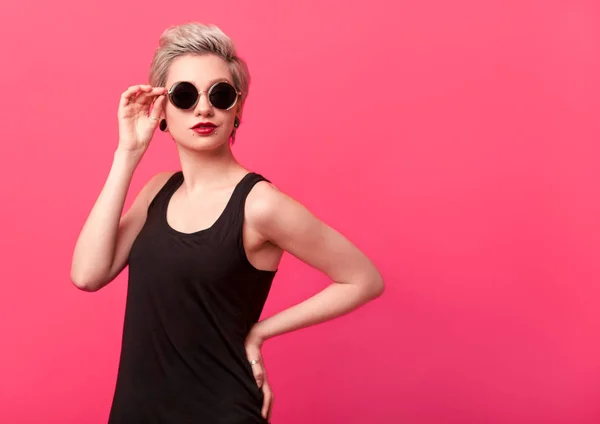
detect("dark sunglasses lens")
[209,82,238,109]
[170,82,198,109]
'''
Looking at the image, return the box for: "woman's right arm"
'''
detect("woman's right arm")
[70,150,171,292]
[70,84,168,292]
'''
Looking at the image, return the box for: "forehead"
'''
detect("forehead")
[165,54,233,88]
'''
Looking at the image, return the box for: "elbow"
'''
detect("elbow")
[370,276,385,298]
[361,273,384,300]
[70,268,102,292]
[71,276,96,292]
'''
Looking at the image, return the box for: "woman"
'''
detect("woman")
[71,22,384,423]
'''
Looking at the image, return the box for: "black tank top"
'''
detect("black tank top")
[108,171,277,424]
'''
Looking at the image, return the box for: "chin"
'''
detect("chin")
[180,135,231,152]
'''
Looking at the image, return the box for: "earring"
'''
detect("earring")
[159,119,167,131]
[234,117,240,128]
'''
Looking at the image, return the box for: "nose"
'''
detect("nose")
[193,91,213,117]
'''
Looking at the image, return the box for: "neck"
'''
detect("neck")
[175,141,248,190]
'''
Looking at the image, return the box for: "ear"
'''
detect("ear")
[235,102,243,120]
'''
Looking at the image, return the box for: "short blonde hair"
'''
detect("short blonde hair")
[149,23,250,141]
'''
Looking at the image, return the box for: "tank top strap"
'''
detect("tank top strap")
[223,172,271,252]
[148,170,184,211]
[228,172,271,216]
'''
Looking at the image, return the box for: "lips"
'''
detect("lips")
[192,122,217,129]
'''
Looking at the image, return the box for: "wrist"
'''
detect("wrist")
[114,147,144,166]
[247,323,268,346]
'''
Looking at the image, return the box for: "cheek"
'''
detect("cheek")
[221,110,238,125]
[165,108,188,129]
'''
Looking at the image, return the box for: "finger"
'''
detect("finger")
[122,84,143,96]
[261,386,271,418]
[149,95,166,121]
[267,402,273,423]
[138,87,166,106]
[252,364,265,388]
[267,397,273,423]
[261,383,273,420]
[119,85,143,109]
[136,84,152,93]
[120,84,153,105]
[132,86,165,106]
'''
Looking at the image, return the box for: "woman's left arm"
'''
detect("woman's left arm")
[244,183,385,420]
[246,182,385,347]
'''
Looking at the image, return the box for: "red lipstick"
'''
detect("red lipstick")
[191,122,217,135]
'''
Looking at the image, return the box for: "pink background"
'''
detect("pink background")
[1,1,599,423]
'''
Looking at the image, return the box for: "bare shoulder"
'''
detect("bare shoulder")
[245,178,383,292]
[244,176,384,293]
[245,179,291,226]
[245,178,318,242]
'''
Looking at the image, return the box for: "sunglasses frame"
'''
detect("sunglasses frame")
[167,80,242,111]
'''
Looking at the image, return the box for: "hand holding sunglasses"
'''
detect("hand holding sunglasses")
[117,84,168,155]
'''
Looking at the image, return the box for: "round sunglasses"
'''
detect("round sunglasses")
[167,81,241,111]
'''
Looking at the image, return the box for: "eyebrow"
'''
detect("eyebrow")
[190,77,232,89]
[206,77,231,85]
[167,78,233,90]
